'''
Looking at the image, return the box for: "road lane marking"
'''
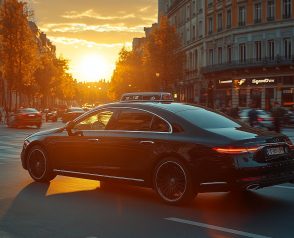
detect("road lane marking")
[165,217,271,238]
[274,185,294,190]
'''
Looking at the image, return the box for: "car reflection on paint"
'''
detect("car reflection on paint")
[21,97,294,205]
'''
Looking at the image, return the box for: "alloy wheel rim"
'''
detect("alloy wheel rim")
[28,149,46,179]
[155,161,187,202]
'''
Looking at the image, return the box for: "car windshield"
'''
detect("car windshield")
[177,109,241,129]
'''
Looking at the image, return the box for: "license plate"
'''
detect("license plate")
[267,146,285,156]
[28,114,35,117]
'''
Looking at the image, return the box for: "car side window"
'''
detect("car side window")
[109,109,153,131]
[151,115,170,132]
[74,110,114,130]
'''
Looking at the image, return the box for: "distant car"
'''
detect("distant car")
[21,96,294,205]
[239,108,274,130]
[45,110,58,122]
[8,108,42,128]
[62,107,85,123]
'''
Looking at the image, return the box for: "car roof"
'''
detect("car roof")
[99,102,204,114]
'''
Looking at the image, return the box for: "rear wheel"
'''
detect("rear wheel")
[26,145,56,183]
[153,158,197,205]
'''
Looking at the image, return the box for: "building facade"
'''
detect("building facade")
[161,0,294,109]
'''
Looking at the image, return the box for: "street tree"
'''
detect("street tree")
[110,47,146,100]
[0,0,38,110]
[143,16,184,91]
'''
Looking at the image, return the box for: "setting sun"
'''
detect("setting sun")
[73,54,109,82]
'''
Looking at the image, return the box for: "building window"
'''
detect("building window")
[267,0,275,21]
[226,9,232,28]
[239,43,246,62]
[217,13,223,31]
[192,25,195,40]
[255,41,262,61]
[268,40,275,61]
[227,45,232,63]
[239,6,246,26]
[198,21,203,38]
[284,38,292,60]
[195,49,198,70]
[186,5,190,21]
[254,3,262,23]
[218,47,223,64]
[208,17,213,34]
[283,0,291,19]
[209,49,214,65]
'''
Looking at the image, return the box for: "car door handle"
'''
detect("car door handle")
[88,139,100,143]
[139,141,155,145]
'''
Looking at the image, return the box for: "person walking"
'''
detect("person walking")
[248,106,258,127]
[272,101,283,133]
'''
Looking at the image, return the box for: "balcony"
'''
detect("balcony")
[254,18,261,24]
[238,21,246,27]
[201,56,294,74]
[185,69,199,80]
[283,13,291,19]
[267,16,275,21]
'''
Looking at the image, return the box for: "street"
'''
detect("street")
[0,123,294,238]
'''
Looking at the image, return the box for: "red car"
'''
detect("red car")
[8,108,42,128]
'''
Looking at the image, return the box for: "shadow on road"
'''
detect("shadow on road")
[0,181,293,238]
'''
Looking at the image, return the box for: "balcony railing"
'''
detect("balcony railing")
[201,56,294,73]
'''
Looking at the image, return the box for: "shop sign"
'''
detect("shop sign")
[219,79,232,84]
[251,78,275,85]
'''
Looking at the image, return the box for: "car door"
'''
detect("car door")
[51,109,116,172]
[89,108,172,181]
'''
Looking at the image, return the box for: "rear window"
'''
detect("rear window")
[19,108,38,113]
[177,109,241,129]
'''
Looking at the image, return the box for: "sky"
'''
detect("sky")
[29,0,157,82]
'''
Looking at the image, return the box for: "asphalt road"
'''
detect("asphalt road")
[0,122,294,238]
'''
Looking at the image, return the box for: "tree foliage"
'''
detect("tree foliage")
[110,16,184,99]
[0,0,38,109]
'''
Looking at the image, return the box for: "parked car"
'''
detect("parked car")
[62,107,85,123]
[8,108,42,128]
[239,108,274,130]
[21,95,294,205]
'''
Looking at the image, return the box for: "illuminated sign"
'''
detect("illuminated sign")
[219,80,232,84]
[251,78,275,85]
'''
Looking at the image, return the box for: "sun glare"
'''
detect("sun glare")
[75,54,108,82]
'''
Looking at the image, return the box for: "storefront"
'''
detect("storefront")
[213,76,294,110]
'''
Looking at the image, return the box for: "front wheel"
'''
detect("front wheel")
[153,158,197,205]
[26,145,56,183]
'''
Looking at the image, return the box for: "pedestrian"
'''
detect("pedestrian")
[230,107,240,119]
[271,101,283,133]
[248,105,258,127]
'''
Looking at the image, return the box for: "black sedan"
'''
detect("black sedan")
[8,108,42,129]
[62,107,85,123]
[21,102,294,205]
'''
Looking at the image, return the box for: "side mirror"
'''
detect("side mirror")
[65,121,75,131]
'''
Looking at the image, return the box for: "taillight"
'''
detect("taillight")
[37,112,42,117]
[213,147,259,154]
[258,117,264,122]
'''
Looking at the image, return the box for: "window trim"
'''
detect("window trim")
[72,106,173,134]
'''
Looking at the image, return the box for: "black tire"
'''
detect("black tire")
[26,145,56,183]
[153,157,197,205]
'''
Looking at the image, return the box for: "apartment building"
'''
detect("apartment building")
[161,0,294,109]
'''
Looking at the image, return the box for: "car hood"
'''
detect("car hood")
[26,127,64,141]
